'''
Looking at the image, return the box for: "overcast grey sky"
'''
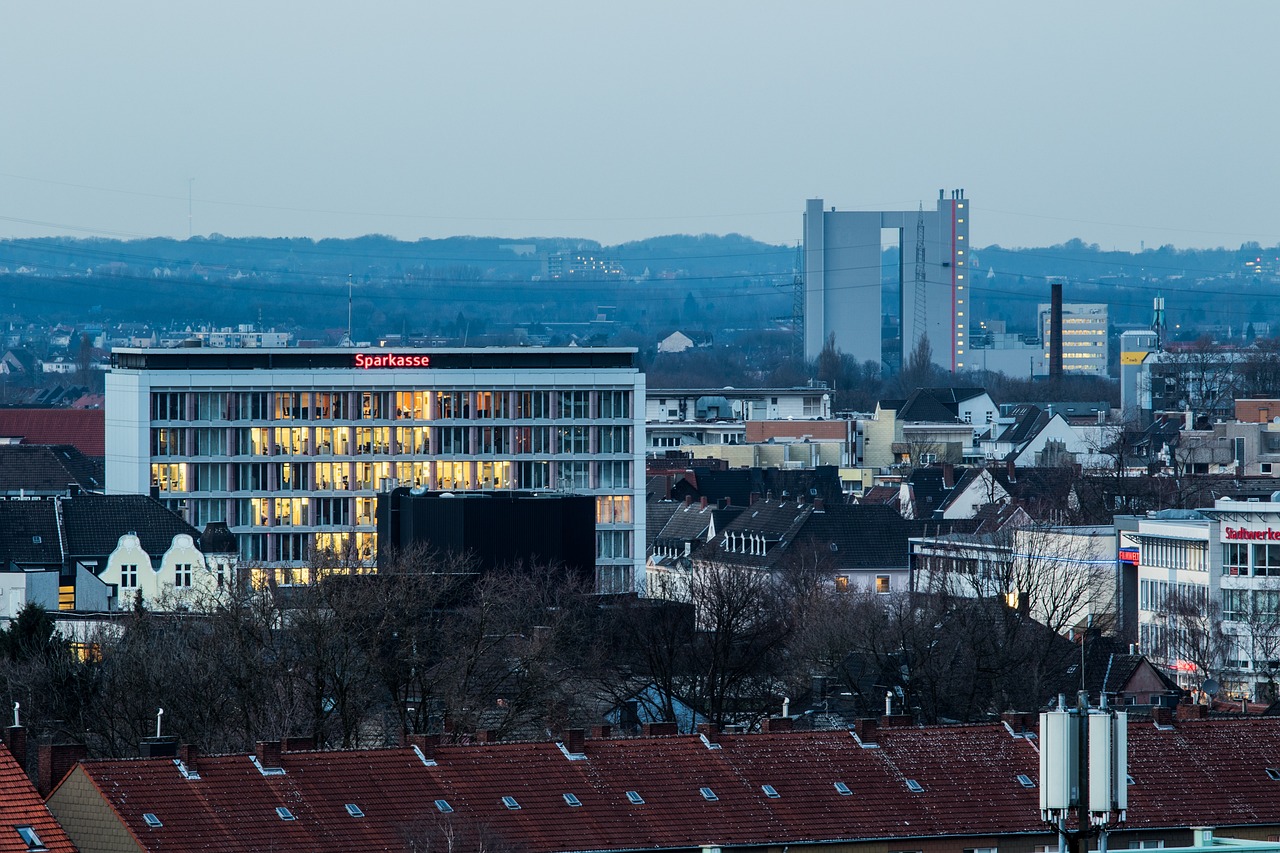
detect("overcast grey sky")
[1,1,1276,250]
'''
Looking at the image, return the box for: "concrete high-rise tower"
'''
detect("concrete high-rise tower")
[803,190,970,372]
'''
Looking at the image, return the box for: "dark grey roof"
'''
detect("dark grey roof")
[0,444,104,493]
[996,405,1052,446]
[895,389,963,424]
[0,500,63,568]
[655,503,720,544]
[646,500,680,544]
[697,502,974,572]
[59,494,202,557]
[0,494,201,570]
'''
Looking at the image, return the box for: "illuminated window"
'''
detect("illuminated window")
[875,575,891,594]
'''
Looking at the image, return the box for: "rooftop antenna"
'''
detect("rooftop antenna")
[913,203,927,346]
[340,274,354,347]
[792,241,804,362]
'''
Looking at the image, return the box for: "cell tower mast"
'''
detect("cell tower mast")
[792,242,804,362]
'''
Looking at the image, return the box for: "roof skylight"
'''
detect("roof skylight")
[16,825,44,851]
[833,781,852,796]
[435,800,453,814]
[699,787,718,801]
[345,804,365,818]
[761,784,780,798]
[563,793,582,807]
[1267,768,1280,781]
[142,813,162,828]
[906,779,925,792]
[276,807,296,821]
[626,791,645,804]
[502,796,521,810]
[1016,774,1035,788]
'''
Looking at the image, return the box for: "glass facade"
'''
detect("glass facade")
[113,348,644,592]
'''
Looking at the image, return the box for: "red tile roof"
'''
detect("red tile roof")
[49,719,1280,853]
[0,409,104,457]
[0,744,75,853]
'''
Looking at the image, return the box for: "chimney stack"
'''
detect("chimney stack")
[590,725,612,740]
[642,721,678,737]
[403,733,440,759]
[178,744,199,773]
[564,728,585,754]
[1049,281,1064,380]
[37,742,87,797]
[1000,711,1031,734]
[4,725,27,775]
[942,463,955,489]
[1152,707,1174,727]
[852,718,878,745]
[255,740,282,768]
[763,717,793,733]
[282,736,315,753]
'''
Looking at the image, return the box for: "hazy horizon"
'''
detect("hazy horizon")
[3,2,1277,252]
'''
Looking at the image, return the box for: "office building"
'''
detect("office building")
[803,190,970,371]
[1039,302,1108,376]
[105,347,645,593]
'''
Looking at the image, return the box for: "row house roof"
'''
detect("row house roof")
[0,744,75,853]
[0,444,103,494]
[46,717,1280,853]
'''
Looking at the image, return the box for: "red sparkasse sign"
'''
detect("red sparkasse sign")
[354,353,431,369]
[1224,526,1280,541]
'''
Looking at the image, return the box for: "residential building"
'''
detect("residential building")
[0,493,214,614]
[43,717,1280,853]
[105,347,645,593]
[804,190,970,371]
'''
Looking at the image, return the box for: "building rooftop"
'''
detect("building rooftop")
[49,717,1280,853]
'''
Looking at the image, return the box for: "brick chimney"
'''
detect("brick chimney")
[1176,703,1208,722]
[178,744,199,773]
[477,729,500,744]
[37,742,87,797]
[1151,707,1174,727]
[564,728,585,754]
[880,713,913,728]
[683,495,693,507]
[1001,711,1031,734]
[282,736,315,753]
[763,717,793,733]
[813,497,825,512]
[255,740,282,767]
[852,718,878,745]
[4,725,27,775]
[642,721,678,737]
[590,725,612,739]
[699,496,708,509]
[942,463,955,488]
[403,733,440,759]
[696,723,720,744]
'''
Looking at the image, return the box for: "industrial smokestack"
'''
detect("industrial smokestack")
[1049,281,1064,380]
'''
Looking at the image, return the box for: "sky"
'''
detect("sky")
[1,1,1277,251]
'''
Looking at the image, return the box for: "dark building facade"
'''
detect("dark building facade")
[377,488,596,583]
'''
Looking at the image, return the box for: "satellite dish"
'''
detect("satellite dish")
[1201,678,1220,698]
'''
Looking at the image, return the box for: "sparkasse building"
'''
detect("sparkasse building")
[104,346,645,593]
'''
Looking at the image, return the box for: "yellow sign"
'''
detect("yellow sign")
[1120,352,1149,365]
